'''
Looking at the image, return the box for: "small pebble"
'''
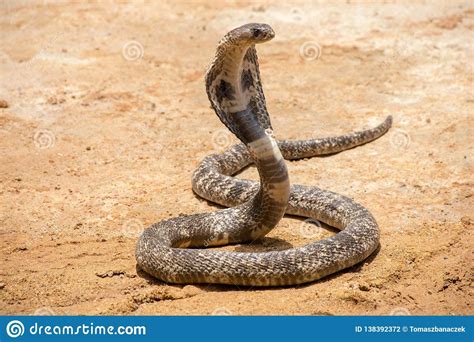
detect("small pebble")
[0,283,5,289]
[0,100,9,108]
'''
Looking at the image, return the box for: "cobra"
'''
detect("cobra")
[135,23,392,286]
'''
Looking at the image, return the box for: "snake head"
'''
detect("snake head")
[225,23,275,45]
[207,23,275,145]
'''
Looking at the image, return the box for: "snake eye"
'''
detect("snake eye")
[252,28,263,38]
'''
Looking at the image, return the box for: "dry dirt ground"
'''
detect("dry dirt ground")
[0,1,473,315]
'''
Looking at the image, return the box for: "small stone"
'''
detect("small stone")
[47,96,65,105]
[86,146,91,151]
[0,282,5,289]
[369,278,384,289]
[95,270,125,278]
[460,216,471,226]
[252,5,266,12]
[358,283,370,292]
[0,100,9,108]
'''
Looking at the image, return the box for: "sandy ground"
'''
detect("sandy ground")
[0,1,473,316]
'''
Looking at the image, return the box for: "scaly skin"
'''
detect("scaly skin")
[136,23,391,286]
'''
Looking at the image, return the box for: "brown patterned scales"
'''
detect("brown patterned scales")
[135,23,392,286]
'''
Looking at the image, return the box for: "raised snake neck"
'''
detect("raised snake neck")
[135,23,391,286]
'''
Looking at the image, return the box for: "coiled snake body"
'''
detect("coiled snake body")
[136,23,392,286]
